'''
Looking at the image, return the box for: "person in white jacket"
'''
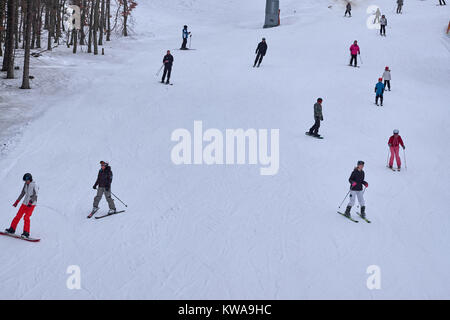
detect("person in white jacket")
[5,173,38,238]
[383,66,392,91]
[380,15,387,36]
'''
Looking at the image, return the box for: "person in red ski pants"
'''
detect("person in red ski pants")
[388,129,405,170]
[5,173,38,239]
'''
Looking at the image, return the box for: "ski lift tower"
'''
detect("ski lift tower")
[264,0,280,28]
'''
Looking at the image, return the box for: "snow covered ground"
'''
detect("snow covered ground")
[0,0,449,299]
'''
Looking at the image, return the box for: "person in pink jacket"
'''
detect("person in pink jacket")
[349,40,360,67]
[388,129,405,171]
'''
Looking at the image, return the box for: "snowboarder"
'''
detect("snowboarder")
[396,0,403,14]
[349,40,360,67]
[307,98,324,138]
[253,38,267,68]
[373,8,381,24]
[380,15,387,36]
[4,173,38,239]
[383,66,391,91]
[439,1,446,6]
[92,161,116,214]
[388,129,405,170]
[375,78,385,106]
[180,25,191,50]
[344,1,352,17]
[343,161,368,219]
[161,50,174,84]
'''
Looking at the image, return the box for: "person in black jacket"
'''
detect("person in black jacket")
[344,160,368,219]
[253,38,267,68]
[161,50,174,84]
[92,161,116,214]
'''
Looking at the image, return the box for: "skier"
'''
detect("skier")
[349,40,360,67]
[92,161,116,215]
[161,50,174,84]
[388,129,405,170]
[439,0,446,6]
[396,0,403,14]
[373,8,381,24]
[180,25,191,50]
[253,38,267,68]
[383,66,391,91]
[4,173,38,239]
[344,1,352,17]
[380,15,387,36]
[375,78,385,106]
[343,161,368,219]
[306,98,323,138]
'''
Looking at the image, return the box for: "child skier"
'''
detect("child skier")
[343,161,369,219]
[344,1,352,17]
[375,78,385,106]
[388,129,406,171]
[383,66,391,91]
[180,25,191,50]
[4,173,38,239]
[380,15,387,36]
[92,161,116,215]
[349,40,360,67]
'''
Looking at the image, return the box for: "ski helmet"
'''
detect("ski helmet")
[100,160,109,166]
[393,129,399,134]
[23,173,32,182]
[317,98,323,102]
[184,25,187,28]
[262,37,266,41]
[357,160,365,166]
[378,77,383,81]
[385,66,389,70]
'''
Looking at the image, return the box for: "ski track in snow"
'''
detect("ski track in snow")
[0,0,449,299]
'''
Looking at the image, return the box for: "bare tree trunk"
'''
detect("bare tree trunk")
[21,0,33,89]
[105,0,110,41]
[122,0,127,37]
[0,0,5,56]
[98,0,104,45]
[93,0,99,55]
[2,0,16,78]
[87,0,93,53]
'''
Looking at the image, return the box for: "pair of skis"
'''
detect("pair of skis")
[337,211,371,223]
[87,209,125,219]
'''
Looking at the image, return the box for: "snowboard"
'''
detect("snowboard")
[305,132,324,139]
[94,210,126,219]
[0,231,40,242]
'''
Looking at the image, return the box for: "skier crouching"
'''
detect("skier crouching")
[92,161,116,215]
[344,161,368,219]
[5,173,38,239]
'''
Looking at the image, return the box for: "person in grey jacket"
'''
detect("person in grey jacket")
[344,1,352,17]
[380,15,387,36]
[307,98,324,137]
[396,0,403,14]
[5,173,38,238]
[383,66,391,91]
[92,161,116,214]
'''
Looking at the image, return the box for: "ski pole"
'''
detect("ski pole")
[359,53,363,64]
[189,34,192,49]
[156,64,163,76]
[387,147,390,167]
[111,191,128,207]
[338,190,351,209]
[403,148,407,170]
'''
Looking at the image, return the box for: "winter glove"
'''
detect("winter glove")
[402,146,405,150]
[363,182,369,188]
[105,186,110,192]
[27,201,33,207]
[351,182,357,187]
[13,200,19,207]
[321,116,324,121]
[388,144,392,147]
[93,185,97,190]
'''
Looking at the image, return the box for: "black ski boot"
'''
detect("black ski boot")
[360,206,366,219]
[21,231,30,239]
[344,206,352,218]
[5,227,15,234]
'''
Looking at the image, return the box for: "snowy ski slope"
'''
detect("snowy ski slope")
[0,0,449,299]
